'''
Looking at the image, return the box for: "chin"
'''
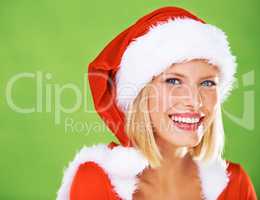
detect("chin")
[186,139,202,148]
[179,136,202,147]
[167,128,204,148]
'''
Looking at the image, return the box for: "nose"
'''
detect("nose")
[182,84,203,110]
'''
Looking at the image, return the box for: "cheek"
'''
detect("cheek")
[149,86,172,113]
[201,90,218,112]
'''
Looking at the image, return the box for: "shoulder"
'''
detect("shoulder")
[56,142,149,200]
[56,143,113,200]
[70,161,115,200]
[226,160,253,184]
[221,160,257,200]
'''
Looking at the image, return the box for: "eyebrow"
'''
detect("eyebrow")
[164,72,218,80]
[165,72,186,78]
[201,75,218,80]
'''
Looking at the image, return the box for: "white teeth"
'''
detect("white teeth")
[171,116,200,124]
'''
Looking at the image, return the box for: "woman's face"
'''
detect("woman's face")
[148,59,220,148]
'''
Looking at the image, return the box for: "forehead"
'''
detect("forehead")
[162,59,220,78]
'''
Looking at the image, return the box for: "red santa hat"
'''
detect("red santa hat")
[88,6,237,147]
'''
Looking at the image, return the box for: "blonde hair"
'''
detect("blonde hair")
[125,83,225,168]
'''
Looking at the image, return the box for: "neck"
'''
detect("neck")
[155,136,193,173]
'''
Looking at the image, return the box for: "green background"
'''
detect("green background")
[0,0,259,199]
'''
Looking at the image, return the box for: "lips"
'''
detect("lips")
[168,113,205,132]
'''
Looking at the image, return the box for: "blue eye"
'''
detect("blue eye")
[165,78,181,85]
[201,80,216,87]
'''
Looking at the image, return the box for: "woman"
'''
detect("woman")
[56,6,257,200]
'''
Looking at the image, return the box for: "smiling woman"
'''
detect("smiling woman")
[56,6,257,200]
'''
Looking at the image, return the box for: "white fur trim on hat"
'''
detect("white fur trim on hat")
[115,17,237,113]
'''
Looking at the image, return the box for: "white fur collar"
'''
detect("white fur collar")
[56,144,230,200]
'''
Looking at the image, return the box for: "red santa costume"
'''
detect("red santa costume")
[56,6,257,200]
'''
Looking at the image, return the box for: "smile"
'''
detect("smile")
[168,114,205,132]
